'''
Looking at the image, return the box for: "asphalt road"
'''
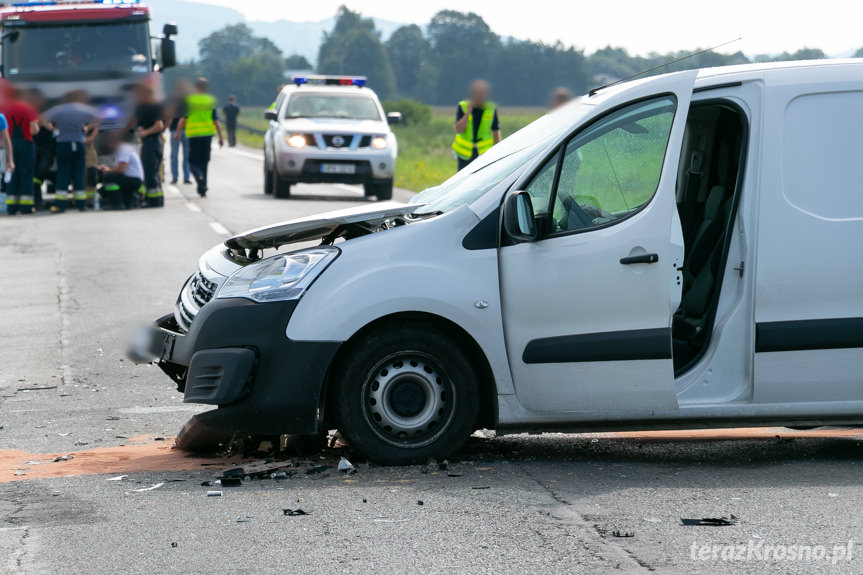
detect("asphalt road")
[2,145,863,574]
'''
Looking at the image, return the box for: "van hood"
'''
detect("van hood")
[224,202,423,250]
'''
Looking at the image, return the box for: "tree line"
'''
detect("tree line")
[167,5,860,107]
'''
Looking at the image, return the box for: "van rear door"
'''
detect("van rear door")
[499,71,696,413]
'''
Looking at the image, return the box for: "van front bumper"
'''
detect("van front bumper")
[130,297,341,446]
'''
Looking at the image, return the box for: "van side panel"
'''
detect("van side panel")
[754,75,863,405]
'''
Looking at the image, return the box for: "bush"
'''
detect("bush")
[381,99,432,126]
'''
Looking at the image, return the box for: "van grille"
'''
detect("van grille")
[174,271,221,333]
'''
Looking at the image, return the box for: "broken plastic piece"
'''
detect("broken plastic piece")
[236,516,250,523]
[338,457,356,475]
[612,530,634,538]
[417,500,424,506]
[171,542,178,548]
[219,477,243,487]
[447,473,463,477]
[221,467,245,478]
[52,455,74,462]
[207,491,223,497]
[283,509,308,516]
[472,486,491,490]
[106,475,128,481]
[681,516,737,526]
[201,481,213,487]
[306,464,330,475]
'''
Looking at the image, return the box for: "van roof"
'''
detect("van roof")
[694,58,863,88]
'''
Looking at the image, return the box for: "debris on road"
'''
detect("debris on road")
[207,491,223,497]
[51,455,75,462]
[219,477,243,487]
[201,481,213,486]
[283,509,308,516]
[472,486,490,490]
[221,467,245,478]
[133,482,165,492]
[17,385,58,392]
[106,475,128,481]
[338,457,356,475]
[681,516,738,526]
[306,464,330,475]
[235,516,250,523]
[439,460,449,471]
[171,542,178,548]
[417,500,424,506]
[612,530,634,538]
[447,473,463,478]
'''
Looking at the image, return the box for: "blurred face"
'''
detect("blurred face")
[469,81,490,106]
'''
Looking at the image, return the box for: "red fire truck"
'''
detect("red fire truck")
[0,0,176,129]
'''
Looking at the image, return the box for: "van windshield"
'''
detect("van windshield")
[411,100,594,213]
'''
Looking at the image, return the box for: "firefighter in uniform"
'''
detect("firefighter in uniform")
[452,80,501,171]
[175,78,222,197]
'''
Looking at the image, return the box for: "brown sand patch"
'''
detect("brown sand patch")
[1,436,238,482]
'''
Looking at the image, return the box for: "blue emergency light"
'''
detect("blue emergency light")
[292,76,367,88]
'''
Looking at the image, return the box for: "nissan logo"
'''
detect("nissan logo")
[331,136,345,147]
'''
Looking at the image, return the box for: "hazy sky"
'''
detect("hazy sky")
[188,0,862,56]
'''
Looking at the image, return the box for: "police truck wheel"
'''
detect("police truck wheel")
[264,164,273,195]
[364,179,393,201]
[273,174,291,199]
[333,324,479,465]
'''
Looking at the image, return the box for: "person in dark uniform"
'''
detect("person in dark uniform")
[128,84,165,207]
[3,88,40,214]
[222,95,240,148]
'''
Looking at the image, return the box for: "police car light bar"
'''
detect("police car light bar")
[292,75,367,88]
[8,0,139,6]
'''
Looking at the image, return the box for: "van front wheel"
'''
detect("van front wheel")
[333,325,479,465]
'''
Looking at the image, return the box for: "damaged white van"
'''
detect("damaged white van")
[132,60,863,464]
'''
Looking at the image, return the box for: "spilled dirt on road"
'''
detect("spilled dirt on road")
[0,435,238,482]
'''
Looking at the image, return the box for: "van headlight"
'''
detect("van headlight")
[216,247,338,303]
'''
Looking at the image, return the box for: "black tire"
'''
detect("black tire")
[273,172,292,199]
[333,324,479,465]
[264,162,273,195]
[364,179,394,201]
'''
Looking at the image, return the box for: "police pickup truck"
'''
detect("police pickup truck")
[263,76,400,200]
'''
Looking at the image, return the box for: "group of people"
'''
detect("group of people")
[1,76,240,215]
[452,80,572,171]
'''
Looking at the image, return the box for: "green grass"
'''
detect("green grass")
[236,106,544,192]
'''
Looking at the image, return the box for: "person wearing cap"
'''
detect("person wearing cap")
[452,80,501,171]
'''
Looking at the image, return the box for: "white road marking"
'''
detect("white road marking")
[185,202,201,213]
[166,184,180,196]
[209,221,230,236]
[227,148,264,161]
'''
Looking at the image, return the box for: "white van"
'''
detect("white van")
[133,60,863,464]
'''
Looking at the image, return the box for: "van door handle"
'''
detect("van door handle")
[620,253,659,265]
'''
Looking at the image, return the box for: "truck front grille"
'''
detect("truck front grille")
[174,271,220,333]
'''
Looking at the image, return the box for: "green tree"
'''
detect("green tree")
[386,25,432,100]
[495,40,588,105]
[198,23,285,103]
[317,6,396,98]
[285,54,313,70]
[427,10,501,105]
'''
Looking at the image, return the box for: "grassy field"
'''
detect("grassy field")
[236,106,544,192]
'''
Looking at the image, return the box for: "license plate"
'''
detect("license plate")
[320,163,356,175]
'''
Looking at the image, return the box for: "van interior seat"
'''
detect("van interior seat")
[673,107,744,373]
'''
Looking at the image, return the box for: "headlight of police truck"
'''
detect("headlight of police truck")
[217,247,338,303]
[286,134,307,148]
[371,136,388,150]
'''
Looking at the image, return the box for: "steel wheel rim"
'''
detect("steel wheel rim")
[361,351,456,448]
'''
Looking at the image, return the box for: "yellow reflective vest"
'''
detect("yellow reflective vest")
[452,100,496,160]
[185,93,217,138]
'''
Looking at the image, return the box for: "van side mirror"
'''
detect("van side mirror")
[264,110,278,121]
[386,112,402,125]
[503,191,540,242]
[160,37,176,70]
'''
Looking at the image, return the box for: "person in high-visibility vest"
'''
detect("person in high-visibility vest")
[175,78,223,197]
[452,80,501,171]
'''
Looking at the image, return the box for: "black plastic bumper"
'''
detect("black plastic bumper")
[138,297,341,438]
